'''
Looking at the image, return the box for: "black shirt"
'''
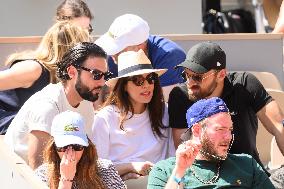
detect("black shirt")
[0,60,50,134]
[168,72,273,173]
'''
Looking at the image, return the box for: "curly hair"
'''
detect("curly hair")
[56,42,107,81]
[44,138,105,189]
[103,73,166,138]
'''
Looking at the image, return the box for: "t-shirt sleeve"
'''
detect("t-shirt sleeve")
[147,160,171,189]
[155,48,185,86]
[27,100,59,134]
[91,114,110,159]
[242,72,273,113]
[168,86,188,129]
[251,157,275,189]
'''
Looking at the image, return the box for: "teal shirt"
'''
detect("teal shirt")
[148,154,275,189]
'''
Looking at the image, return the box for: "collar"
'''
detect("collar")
[220,76,234,99]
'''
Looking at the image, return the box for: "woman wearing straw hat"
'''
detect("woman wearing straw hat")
[35,111,126,189]
[91,49,175,180]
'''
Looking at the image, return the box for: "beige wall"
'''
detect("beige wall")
[0,0,202,37]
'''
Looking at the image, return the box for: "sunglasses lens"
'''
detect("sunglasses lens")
[146,73,157,84]
[191,75,203,82]
[104,72,113,81]
[56,144,84,152]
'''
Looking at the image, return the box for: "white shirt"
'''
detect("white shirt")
[91,105,175,164]
[4,83,94,162]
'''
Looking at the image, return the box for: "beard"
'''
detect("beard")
[75,73,101,102]
[200,131,230,162]
[188,79,218,102]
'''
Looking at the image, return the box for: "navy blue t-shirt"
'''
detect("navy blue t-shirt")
[107,35,186,87]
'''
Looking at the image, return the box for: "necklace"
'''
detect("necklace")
[190,161,221,185]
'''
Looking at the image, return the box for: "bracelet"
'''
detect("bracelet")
[172,175,186,185]
[60,177,74,182]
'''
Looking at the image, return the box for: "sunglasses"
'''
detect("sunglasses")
[128,73,158,86]
[56,144,85,152]
[76,65,113,81]
[181,70,218,83]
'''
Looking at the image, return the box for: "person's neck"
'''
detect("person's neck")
[64,83,82,108]
[207,81,224,99]
[132,102,147,114]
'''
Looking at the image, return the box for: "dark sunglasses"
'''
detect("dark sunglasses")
[128,73,158,86]
[88,24,93,34]
[181,70,217,83]
[76,65,113,81]
[56,144,85,152]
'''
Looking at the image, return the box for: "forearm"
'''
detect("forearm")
[274,126,284,155]
[115,163,135,176]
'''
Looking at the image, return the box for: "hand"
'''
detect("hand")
[121,172,141,181]
[60,147,77,180]
[131,161,154,176]
[175,139,201,175]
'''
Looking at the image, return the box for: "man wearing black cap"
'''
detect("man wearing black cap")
[168,41,284,174]
[148,97,274,188]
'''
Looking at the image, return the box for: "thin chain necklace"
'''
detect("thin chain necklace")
[190,161,221,184]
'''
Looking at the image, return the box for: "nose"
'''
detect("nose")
[96,77,105,87]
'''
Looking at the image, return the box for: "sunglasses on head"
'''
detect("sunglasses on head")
[181,70,218,83]
[75,65,113,81]
[56,144,85,152]
[128,73,158,86]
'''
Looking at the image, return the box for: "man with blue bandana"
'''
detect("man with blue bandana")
[148,97,275,189]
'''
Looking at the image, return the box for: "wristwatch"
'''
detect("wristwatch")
[172,175,186,185]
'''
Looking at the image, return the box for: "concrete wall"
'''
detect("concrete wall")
[0,0,202,37]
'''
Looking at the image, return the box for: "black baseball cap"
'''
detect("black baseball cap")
[176,41,226,74]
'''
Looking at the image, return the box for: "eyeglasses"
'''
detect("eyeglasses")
[88,24,93,34]
[56,144,85,152]
[128,73,158,86]
[75,65,113,81]
[182,70,218,83]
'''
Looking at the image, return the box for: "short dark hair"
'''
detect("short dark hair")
[56,0,93,21]
[56,42,107,80]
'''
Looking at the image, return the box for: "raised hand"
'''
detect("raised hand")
[60,146,77,180]
[175,139,201,174]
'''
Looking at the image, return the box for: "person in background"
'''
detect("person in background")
[56,0,93,34]
[95,14,186,101]
[168,41,284,175]
[4,42,111,170]
[148,97,275,189]
[0,21,90,134]
[35,111,126,189]
[91,50,175,180]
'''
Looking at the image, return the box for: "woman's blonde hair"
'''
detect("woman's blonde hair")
[5,21,90,83]
[44,138,105,189]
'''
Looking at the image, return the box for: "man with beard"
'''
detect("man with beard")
[148,97,275,189]
[4,42,111,169]
[168,41,284,175]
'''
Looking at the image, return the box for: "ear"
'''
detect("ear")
[191,123,202,137]
[67,65,77,80]
[216,69,227,82]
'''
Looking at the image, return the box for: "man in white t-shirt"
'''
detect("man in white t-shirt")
[4,42,111,169]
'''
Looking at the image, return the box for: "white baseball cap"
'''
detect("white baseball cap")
[51,111,89,148]
[95,14,150,55]
[106,49,167,88]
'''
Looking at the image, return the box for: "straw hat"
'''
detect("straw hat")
[105,49,167,88]
[263,0,282,28]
